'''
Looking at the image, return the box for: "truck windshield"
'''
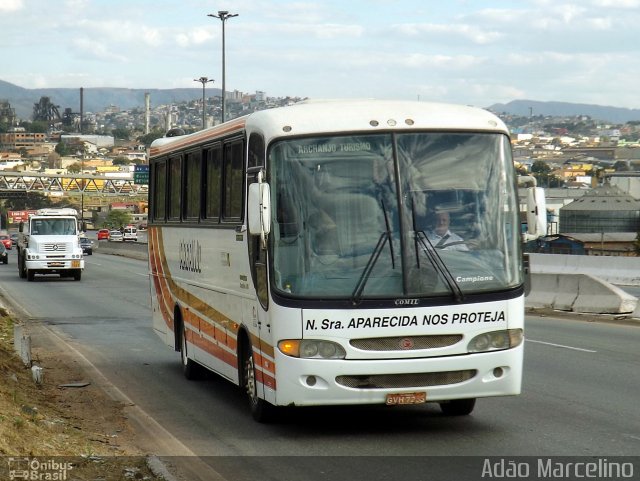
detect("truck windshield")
[268,132,522,301]
[31,218,76,235]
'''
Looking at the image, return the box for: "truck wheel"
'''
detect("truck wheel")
[27,270,35,282]
[73,270,82,281]
[18,254,26,278]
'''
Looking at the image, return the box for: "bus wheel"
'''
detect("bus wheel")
[180,321,201,380]
[242,348,273,423]
[439,398,476,416]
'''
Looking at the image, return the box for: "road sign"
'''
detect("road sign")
[134,165,149,185]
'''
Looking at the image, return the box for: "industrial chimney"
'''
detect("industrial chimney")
[145,92,150,134]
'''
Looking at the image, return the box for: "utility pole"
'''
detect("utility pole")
[194,77,214,129]
[208,10,238,123]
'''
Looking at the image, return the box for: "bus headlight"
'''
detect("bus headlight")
[278,339,346,359]
[467,329,523,353]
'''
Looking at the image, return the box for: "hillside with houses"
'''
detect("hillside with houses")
[2,94,640,255]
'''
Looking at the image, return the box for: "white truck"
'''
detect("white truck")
[17,208,84,281]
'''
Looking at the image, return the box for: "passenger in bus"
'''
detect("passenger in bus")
[425,210,468,251]
[308,209,339,256]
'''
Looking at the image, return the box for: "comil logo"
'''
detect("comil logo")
[395,298,419,306]
[8,457,73,480]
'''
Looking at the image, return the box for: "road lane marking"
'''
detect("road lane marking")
[526,339,597,353]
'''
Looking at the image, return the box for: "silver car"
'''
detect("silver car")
[108,230,124,242]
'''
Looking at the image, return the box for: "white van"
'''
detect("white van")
[123,225,138,242]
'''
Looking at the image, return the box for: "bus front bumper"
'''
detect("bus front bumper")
[269,345,523,407]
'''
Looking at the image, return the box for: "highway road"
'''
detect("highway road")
[0,248,638,480]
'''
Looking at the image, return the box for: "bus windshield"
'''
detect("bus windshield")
[269,132,521,300]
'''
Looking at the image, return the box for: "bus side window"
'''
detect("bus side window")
[183,150,202,221]
[248,133,265,169]
[204,144,222,221]
[152,160,167,222]
[168,155,182,221]
[223,139,244,222]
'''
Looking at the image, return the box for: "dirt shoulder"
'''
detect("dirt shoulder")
[0,309,168,480]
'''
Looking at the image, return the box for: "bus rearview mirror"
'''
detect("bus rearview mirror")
[248,182,271,239]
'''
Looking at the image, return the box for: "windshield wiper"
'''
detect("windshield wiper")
[415,231,465,303]
[350,232,390,306]
[350,199,397,305]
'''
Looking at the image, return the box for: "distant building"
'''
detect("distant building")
[60,134,114,149]
[559,184,640,234]
[608,172,640,199]
[0,127,46,152]
[563,232,637,256]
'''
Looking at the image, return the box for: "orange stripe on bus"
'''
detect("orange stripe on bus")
[149,118,247,157]
[149,227,277,384]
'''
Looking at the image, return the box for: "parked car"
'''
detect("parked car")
[0,243,7,264]
[0,234,11,250]
[97,229,110,240]
[108,230,123,242]
[80,237,93,255]
[10,232,18,245]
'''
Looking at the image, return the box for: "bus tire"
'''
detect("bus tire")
[439,398,476,416]
[241,342,274,423]
[179,318,202,380]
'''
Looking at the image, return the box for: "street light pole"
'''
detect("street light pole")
[207,10,238,124]
[193,76,213,130]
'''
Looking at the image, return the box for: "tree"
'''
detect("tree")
[531,160,553,187]
[19,120,49,133]
[3,192,54,211]
[137,131,164,148]
[105,210,131,229]
[112,128,131,140]
[67,162,83,173]
[112,156,130,166]
[55,142,72,156]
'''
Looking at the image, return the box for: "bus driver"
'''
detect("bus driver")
[426,210,469,251]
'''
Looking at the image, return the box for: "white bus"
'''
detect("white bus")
[148,99,544,422]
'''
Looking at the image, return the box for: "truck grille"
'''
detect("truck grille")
[350,334,463,351]
[335,370,476,389]
[43,242,70,253]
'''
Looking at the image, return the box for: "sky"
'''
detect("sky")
[1,0,640,109]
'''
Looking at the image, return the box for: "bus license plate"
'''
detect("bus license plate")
[71,260,80,268]
[386,392,426,405]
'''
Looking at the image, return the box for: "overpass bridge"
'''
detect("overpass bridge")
[0,171,148,197]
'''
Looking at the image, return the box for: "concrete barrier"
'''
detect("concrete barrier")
[525,273,637,314]
[94,240,149,261]
[529,253,640,286]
